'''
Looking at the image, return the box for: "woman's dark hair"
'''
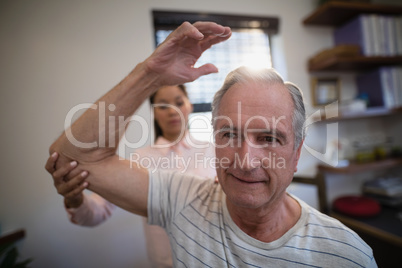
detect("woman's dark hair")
[150,84,188,141]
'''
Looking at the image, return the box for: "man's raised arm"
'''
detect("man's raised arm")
[47,22,231,215]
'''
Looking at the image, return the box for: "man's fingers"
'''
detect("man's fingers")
[182,21,204,40]
[45,152,58,173]
[145,21,231,86]
[191,63,219,79]
[175,21,231,43]
[167,21,203,43]
[192,21,231,37]
[200,31,232,51]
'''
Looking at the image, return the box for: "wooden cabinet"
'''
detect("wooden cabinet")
[302,2,402,266]
[303,0,402,178]
[316,158,402,266]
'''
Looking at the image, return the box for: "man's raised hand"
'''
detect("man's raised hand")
[144,21,231,86]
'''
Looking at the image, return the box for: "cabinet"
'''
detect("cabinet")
[315,153,402,267]
[302,2,402,266]
[304,1,402,71]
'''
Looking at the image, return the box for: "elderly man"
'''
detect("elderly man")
[46,21,376,267]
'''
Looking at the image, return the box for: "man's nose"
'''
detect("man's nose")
[237,139,261,171]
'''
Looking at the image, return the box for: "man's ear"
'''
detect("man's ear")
[294,139,304,173]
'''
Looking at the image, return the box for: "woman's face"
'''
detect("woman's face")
[152,86,193,141]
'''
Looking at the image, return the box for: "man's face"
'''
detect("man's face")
[214,81,303,210]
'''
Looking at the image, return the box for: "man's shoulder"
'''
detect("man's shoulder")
[149,170,221,221]
[300,200,373,253]
[301,200,355,235]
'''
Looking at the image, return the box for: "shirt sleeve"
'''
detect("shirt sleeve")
[147,170,213,228]
[368,257,378,268]
[65,193,115,226]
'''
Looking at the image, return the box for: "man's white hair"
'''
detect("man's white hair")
[211,66,306,149]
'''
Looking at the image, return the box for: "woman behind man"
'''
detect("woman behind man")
[48,84,216,267]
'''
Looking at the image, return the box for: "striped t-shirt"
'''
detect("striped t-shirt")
[148,170,377,268]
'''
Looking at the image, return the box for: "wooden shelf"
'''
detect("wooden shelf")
[330,209,402,248]
[308,55,402,71]
[304,4,402,262]
[303,1,402,27]
[318,157,402,174]
[314,107,402,122]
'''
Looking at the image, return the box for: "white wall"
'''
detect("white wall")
[0,0,349,267]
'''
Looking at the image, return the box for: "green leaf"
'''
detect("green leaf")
[0,243,13,257]
[14,258,33,268]
[0,247,18,268]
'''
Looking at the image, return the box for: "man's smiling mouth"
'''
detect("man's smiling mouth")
[230,173,265,184]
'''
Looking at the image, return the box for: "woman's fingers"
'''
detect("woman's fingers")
[45,152,89,207]
[64,172,89,199]
[52,161,78,186]
[57,171,89,197]
[45,152,58,174]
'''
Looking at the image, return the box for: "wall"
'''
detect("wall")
[0,0,361,267]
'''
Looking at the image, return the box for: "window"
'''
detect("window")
[153,11,279,141]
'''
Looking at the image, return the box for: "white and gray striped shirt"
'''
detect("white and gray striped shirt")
[148,170,377,268]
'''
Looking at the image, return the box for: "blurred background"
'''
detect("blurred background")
[1,0,401,267]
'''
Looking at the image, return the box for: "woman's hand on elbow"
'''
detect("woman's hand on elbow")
[45,152,89,208]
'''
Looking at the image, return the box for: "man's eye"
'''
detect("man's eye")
[222,132,236,139]
[260,136,279,143]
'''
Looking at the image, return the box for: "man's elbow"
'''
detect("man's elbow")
[48,133,116,164]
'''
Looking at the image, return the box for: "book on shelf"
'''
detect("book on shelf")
[371,14,382,56]
[363,176,402,198]
[334,15,373,56]
[385,16,397,56]
[334,14,402,57]
[396,16,402,55]
[392,67,402,107]
[357,67,402,108]
[364,193,402,207]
